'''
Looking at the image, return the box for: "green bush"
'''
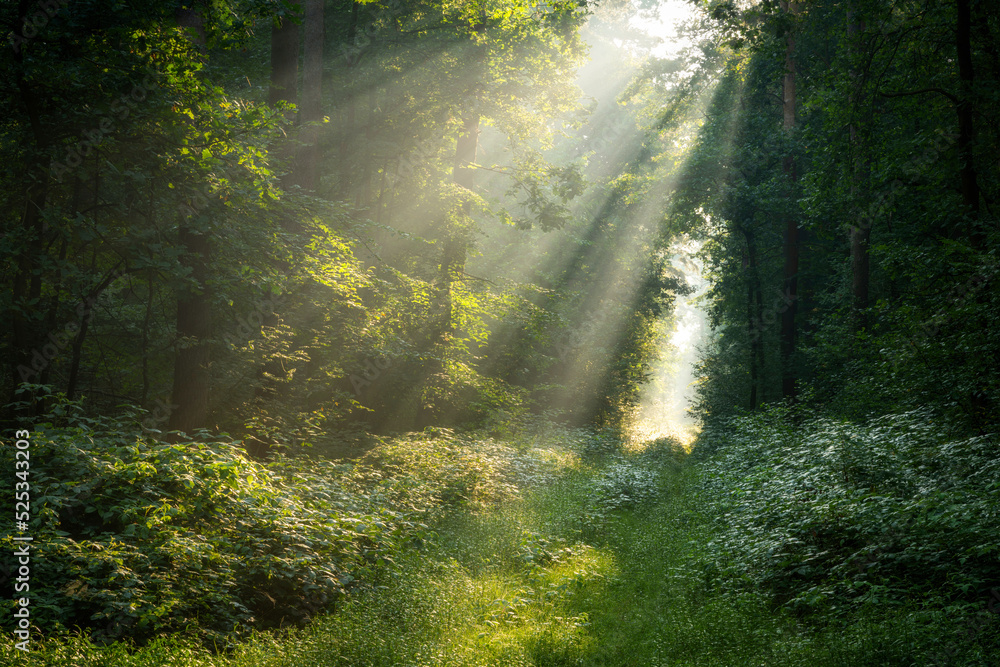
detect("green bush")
[0,415,450,645]
[696,408,1000,627]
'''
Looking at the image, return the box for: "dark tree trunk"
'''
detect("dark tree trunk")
[743,226,764,410]
[298,0,325,192]
[337,3,360,199]
[141,268,154,405]
[848,4,871,332]
[167,224,212,435]
[850,224,870,321]
[780,0,799,403]
[243,7,304,453]
[781,222,799,402]
[956,0,981,246]
[175,4,206,49]
[10,175,49,393]
[164,3,214,436]
[8,19,52,404]
[67,263,126,401]
[270,14,300,107]
[955,0,991,431]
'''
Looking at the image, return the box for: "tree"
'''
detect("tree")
[269,7,300,107]
[779,0,800,402]
[847,0,870,332]
[686,0,999,431]
[299,0,326,192]
[168,3,213,435]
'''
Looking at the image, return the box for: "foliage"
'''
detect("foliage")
[681,0,1000,431]
[590,458,660,512]
[0,0,678,439]
[0,407,530,645]
[11,425,993,666]
[694,408,1000,659]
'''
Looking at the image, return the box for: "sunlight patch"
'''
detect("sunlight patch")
[449,544,615,664]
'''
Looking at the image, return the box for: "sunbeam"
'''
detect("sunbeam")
[630,0,701,59]
[629,240,708,448]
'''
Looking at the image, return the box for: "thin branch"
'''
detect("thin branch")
[878,87,958,105]
[457,270,496,285]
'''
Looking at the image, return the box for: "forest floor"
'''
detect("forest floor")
[5,421,995,665]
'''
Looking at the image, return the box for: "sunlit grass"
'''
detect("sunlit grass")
[623,417,698,452]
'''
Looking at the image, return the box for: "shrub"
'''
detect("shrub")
[696,408,1000,623]
[0,415,439,645]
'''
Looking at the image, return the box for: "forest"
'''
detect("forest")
[1,0,997,664]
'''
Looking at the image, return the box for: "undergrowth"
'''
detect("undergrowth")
[0,405,526,646]
[694,406,1000,665]
[3,409,999,665]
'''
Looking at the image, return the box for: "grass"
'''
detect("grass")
[5,423,998,665]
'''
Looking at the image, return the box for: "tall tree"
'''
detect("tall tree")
[441,112,481,330]
[779,0,800,402]
[741,224,765,409]
[168,4,212,435]
[848,2,870,332]
[167,222,213,434]
[955,0,981,246]
[299,0,325,191]
[269,8,300,107]
[6,0,54,408]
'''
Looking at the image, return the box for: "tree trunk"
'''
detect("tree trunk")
[338,2,360,200]
[168,224,212,435]
[175,4,206,50]
[298,0,325,192]
[417,113,480,428]
[848,4,871,331]
[8,30,51,404]
[141,268,154,405]
[955,0,990,431]
[269,14,300,107]
[780,0,799,403]
[743,226,764,410]
[164,3,214,436]
[850,224,870,322]
[356,88,377,208]
[441,113,480,329]
[64,263,125,400]
[10,174,49,394]
[955,0,981,246]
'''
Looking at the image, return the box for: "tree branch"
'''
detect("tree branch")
[878,87,958,105]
